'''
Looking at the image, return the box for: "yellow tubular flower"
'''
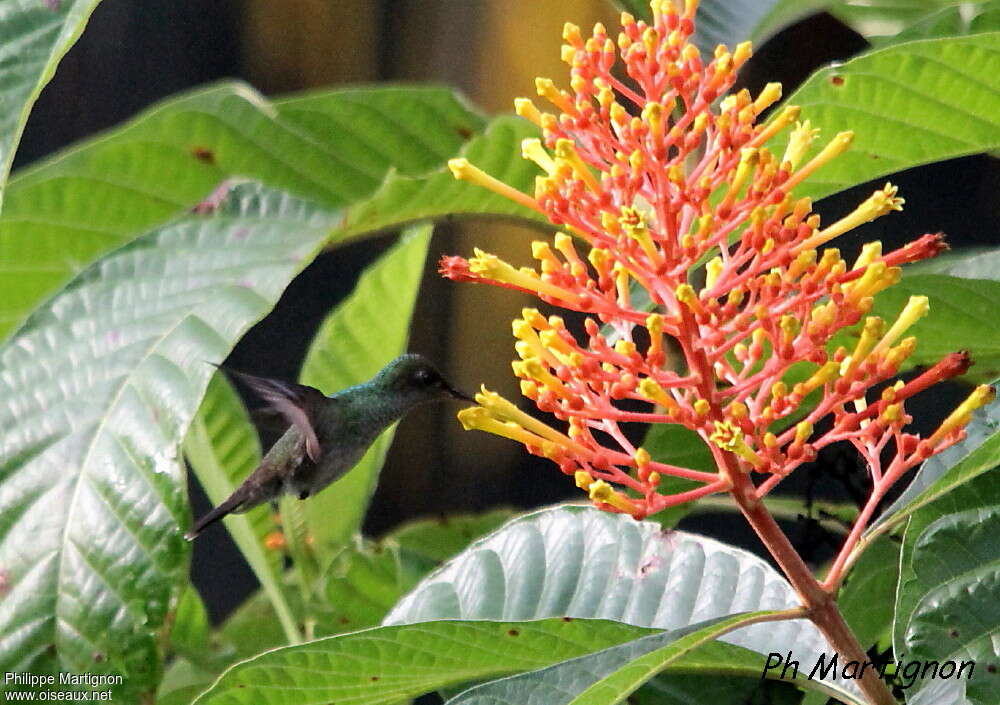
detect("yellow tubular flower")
[871,296,929,357]
[449,158,540,212]
[588,479,641,514]
[468,248,582,305]
[797,183,903,252]
[928,385,996,447]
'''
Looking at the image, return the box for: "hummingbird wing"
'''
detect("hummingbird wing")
[217,366,326,463]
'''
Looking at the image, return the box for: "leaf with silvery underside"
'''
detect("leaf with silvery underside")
[385,505,864,703]
[0,183,340,699]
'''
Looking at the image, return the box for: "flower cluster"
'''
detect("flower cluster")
[442,0,993,524]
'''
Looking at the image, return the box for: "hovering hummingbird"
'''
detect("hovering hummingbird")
[186,354,471,539]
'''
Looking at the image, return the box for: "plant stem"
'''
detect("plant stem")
[726,464,898,705]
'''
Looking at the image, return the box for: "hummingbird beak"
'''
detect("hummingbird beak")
[446,383,475,402]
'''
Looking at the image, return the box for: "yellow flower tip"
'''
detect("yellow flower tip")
[872,295,930,356]
[448,157,471,180]
[638,377,667,403]
[457,406,489,431]
[705,256,724,289]
[794,420,813,445]
[587,480,639,514]
[853,241,883,270]
[782,120,820,169]
[575,470,593,490]
[563,21,582,45]
[514,97,543,126]
[521,138,556,173]
[710,420,765,470]
[733,41,753,67]
[880,403,903,424]
[610,340,633,358]
[693,399,711,417]
[763,432,778,448]
[675,283,697,304]
[753,82,781,113]
[634,447,651,467]
[535,77,574,113]
[512,317,534,339]
[448,161,539,212]
[729,401,749,420]
[929,385,996,446]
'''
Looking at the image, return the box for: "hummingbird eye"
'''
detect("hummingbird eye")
[411,367,436,386]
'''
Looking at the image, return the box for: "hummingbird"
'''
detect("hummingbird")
[186,354,471,539]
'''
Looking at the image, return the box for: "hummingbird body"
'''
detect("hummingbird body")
[186,354,469,539]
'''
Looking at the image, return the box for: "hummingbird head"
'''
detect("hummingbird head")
[378,354,473,405]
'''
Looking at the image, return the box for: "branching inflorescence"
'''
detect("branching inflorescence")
[441,0,993,595]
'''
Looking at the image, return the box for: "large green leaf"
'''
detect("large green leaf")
[777,33,1000,203]
[192,618,657,705]
[385,505,862,702]
[895,473,1000,704]
[0,183,339,698]
[0,83,545,341]
[444,613,792,705]
[341,116,544,239]
[865,275,1000,383]
[0,0,102,210]
[298,224,432,550]
[184,371,299,643]
[837,535,899,651]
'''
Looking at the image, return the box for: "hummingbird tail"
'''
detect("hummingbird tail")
[185,494,246,540]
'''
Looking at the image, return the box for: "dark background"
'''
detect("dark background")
[18,0,998,621]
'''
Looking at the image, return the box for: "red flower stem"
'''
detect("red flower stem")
[821,483,887,593]
[726,464,898,705]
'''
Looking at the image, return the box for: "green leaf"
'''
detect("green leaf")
[866,275,1000,383]
[0,0,102,210]
[893,466,1000,648]
[184,371,299,643]
[895,480,1000,704]
[0,183,339,698]
[192,618,657,705]
[386,508,517,563]
[903,247,1000,278]
[444,613,794,705]
[298,224,432,550]
[0,83,502,341]
[837,535,899,651]
[169,585,213,663]
[867,1,1000,46]
[386,505,862,702]
[776,33,1000,203]
[341,116,546,239]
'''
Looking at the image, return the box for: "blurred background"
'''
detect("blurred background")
[19,0,998,620]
